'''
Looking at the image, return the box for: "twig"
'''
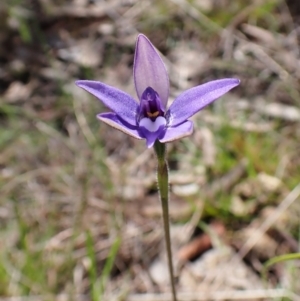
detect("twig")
[238,182,300,259]
[0,289,298,301]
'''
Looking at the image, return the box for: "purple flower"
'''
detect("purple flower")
[76,34,240,148]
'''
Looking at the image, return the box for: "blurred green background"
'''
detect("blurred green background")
[0,0,300,300]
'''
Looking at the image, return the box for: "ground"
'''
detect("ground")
[0,0,300,300]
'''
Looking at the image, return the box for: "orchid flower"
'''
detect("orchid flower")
[75,34,240,148]
[75,35,240,301]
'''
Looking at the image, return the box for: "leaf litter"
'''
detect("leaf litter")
[0,0,300,300]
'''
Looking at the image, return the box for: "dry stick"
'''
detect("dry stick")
[208,182,300,294]
[154,141,177,301]
[128,289,300,301]
[239,182,300,259]
[0,289,299,301]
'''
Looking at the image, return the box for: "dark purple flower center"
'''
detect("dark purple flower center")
[138,87,165,122]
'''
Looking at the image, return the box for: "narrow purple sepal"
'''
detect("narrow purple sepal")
[134,34,169,108]
[168,78,240,126]
[97,113,143,140]
[76,80,138,126]
[159,121,193,143]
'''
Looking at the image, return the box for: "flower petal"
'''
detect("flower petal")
[134,34,169,108]
[76,80,138,126]
[139,116,166,132]
[97,113,143,140]
[145,132,161,148]
[159,121,193,143]
[168,78,240,126]
[139,117,166,148]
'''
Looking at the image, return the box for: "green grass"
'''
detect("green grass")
[86,231,121,301]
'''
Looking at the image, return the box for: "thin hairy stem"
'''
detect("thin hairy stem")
[154,140,177,301]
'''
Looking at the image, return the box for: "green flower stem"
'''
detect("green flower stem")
[154,140,177,301]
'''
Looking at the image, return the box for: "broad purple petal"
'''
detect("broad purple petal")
[159,121,193,143]
[76,80,138,126]
[168,78,240,126]
[97,113,143,140]
[134,34,169,108]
